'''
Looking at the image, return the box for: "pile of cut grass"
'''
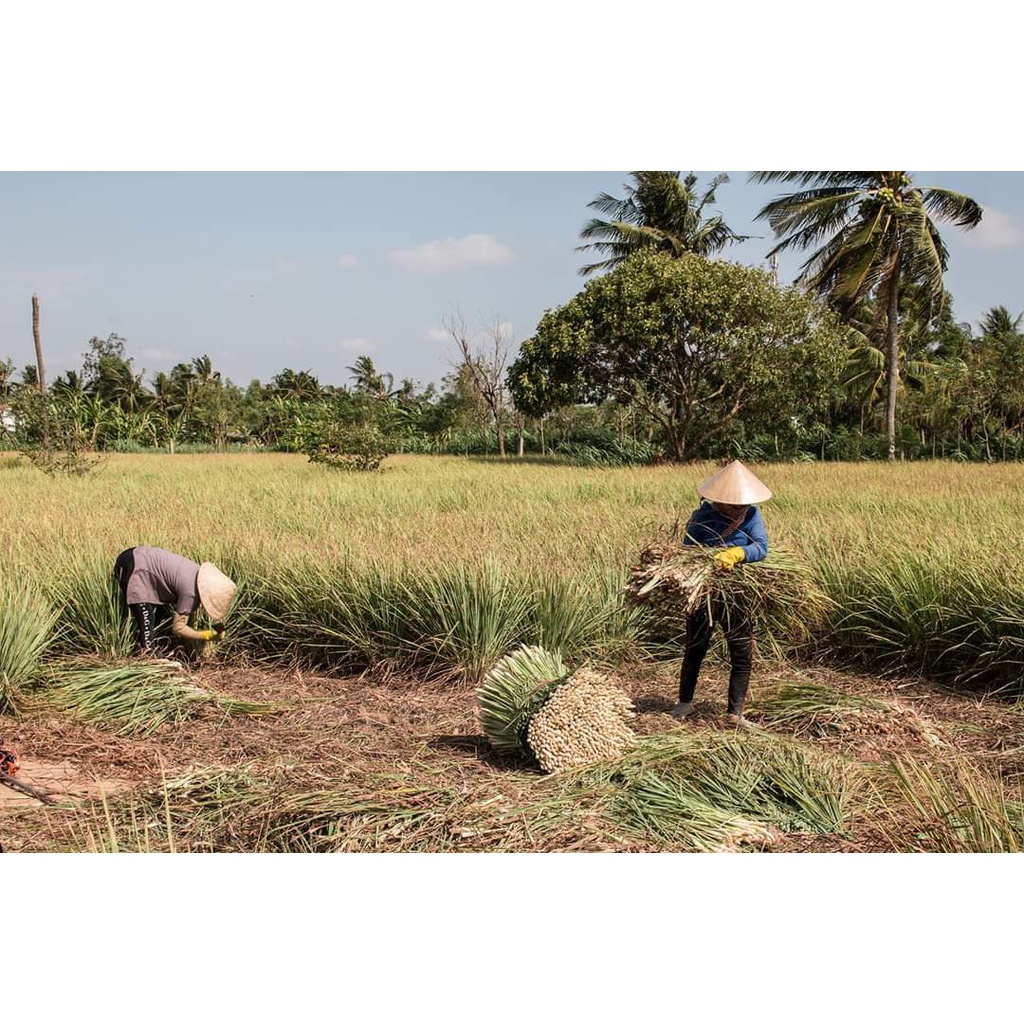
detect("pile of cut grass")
[751,680,898,737]
[574,730,863,851]
[37,660,284,736]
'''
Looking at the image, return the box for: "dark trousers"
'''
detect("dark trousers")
[678,594,753,715]
[114,547,171,653]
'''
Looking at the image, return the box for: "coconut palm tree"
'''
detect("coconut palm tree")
[347,355,394,399]
[577,171,749,277]
[751,171,982,459]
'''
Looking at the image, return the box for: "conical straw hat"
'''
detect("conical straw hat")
[697,460,773,504]
[196,563,237,622]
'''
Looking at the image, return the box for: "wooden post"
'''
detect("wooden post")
[32,293,50,448]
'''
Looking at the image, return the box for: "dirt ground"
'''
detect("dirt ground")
[2,656,1022,852]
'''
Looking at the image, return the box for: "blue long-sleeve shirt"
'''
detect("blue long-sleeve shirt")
[683,501,769,564]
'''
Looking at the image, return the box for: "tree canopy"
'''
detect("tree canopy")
[508,250,850,460]
[751,171,983,459]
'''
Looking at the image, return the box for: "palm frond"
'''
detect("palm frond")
[751,171,882,188]
[921,187,984,228]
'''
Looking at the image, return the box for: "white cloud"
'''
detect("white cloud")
[389,233,514,274]
[142,348,181,363]
[427,327,450,342]
[336,254,359,270]
[963,207,1023,250]
[337,337,376,354]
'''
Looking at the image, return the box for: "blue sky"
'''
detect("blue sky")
[2,171,1021,392]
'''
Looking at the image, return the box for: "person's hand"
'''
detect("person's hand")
[714,546,745,571]
[212,622,226,637]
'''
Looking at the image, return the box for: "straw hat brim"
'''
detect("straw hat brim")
[196,563,237,622]
[697,460,773,505]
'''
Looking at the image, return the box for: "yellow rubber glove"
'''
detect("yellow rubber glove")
[714,546,745,571]
[197,629,218,642]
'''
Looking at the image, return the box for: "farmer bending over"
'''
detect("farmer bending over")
[113,545,237,656]
[670,460,771,729]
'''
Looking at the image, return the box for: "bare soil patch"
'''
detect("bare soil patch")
[2,657,1021,852]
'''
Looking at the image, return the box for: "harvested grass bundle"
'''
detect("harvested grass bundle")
[478,645,569,756]
[39,660,284,736]
[526,668,635,773]
[45,554,135,658]
[479,647,636,773]
[752,681,946,748]
[752,682,896,737]
[615,772,776,851]
[624,528,830,655]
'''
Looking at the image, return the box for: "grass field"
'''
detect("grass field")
[2,452,1023,852]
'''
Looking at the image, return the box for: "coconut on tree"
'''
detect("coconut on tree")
[751,172,983,460]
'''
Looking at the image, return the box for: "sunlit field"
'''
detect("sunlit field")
[4,452,1024,853]
[2,451,1023,684]
[1,450,1017,567]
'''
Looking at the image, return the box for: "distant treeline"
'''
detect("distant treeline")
[3,296,1024,465]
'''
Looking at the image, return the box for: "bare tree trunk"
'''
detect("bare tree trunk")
[32,293,50,448]
[444,307,512,460]
[885,267,900,462]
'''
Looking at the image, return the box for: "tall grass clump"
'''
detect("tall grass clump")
[250,558,516,680]
[45,554,135,658]
[818,554,1024,693]
[400,559,535,682]
[525,569,640,662]
[238,555,621,683]
[0,583,59,714]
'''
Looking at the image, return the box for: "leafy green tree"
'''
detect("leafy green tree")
[751,171,982,459]
[508,250,848,461]
[975,306,1024,435]
[81,334,149,413]
[271,368,322,402]
[577,171,749,277]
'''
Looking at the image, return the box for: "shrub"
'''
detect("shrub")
[306,424,394,471]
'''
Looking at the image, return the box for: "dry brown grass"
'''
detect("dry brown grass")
[3,657,1021,852]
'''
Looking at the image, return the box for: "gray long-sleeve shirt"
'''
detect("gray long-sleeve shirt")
[125,546,200,615]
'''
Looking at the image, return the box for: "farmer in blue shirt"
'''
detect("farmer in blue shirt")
[670,460,772,729]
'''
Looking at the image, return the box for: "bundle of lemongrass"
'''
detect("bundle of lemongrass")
[478,645,635,774]
[39,660,283,736]
[624,528,831,653]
